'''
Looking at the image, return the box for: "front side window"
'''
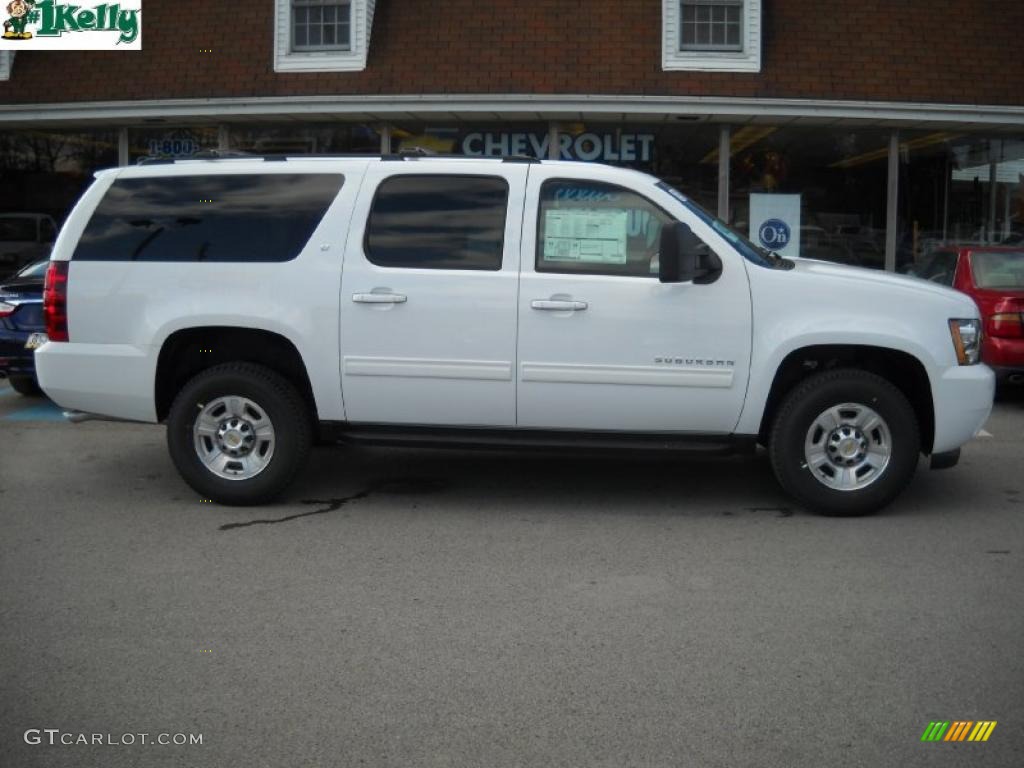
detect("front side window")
[73,174,344,263]
[292,0,351,51]
[365,175,509,271]
[658,181,774,268]
[681,0,743,51]
[915,251,959,286]
[537,180,675,278]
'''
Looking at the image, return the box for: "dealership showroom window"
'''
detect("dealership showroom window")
[1,123,1020,273]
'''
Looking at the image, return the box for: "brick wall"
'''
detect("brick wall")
[1,0,1022,106]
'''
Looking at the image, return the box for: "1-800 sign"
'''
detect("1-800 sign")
[758,218,791,249]
[148,139,198,158]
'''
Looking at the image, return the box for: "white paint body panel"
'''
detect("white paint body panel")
[36,158,993,461]
[34,340,155,422]
[338,161,526,426]
[37,159,370,422]
[735,258,995,449]
[516,163,752,432]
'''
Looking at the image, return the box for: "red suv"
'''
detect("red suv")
[912,247,1024,383]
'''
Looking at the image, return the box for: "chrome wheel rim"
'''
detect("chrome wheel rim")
[803,402,891,491]
[193,396,275,481]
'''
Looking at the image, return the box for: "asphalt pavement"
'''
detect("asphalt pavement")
[1,383,1022,768]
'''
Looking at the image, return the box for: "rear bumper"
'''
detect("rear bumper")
[35,341,157,422]
[982,335,1024,372]
[0,355,34,378]
[990,365,1024,384]
[931,364,995,454]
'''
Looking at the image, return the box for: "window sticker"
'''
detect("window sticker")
[543,209,628,264]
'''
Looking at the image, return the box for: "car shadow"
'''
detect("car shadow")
[238,443,799,527]
[994,382,1024,407]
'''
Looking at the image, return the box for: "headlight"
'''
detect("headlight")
[949,318,982,365]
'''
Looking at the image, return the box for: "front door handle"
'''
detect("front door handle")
[353,292,407,304]
[531,299,588,311]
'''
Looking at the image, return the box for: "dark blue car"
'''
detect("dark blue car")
[0,258,47,396]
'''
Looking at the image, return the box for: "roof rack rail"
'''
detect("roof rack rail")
[383,147,437,160]
[135,152,548,166]
[382,151,543,163]
[136,149,254,165]
[191,150,253,160]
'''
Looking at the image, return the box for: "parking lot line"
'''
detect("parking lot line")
[3,401,67,422]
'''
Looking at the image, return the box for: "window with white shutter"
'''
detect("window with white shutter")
[663,0,761,72]
[274,0,375,72]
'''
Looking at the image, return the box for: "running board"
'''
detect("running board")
[63,410,140,424]
[320,423,756,455]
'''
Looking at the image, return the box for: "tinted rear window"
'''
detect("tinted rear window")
[73,174,344,262]
[365,175,508,270]
[0,217,36,242]
[15,259,49,279]
[971,251,1024,289]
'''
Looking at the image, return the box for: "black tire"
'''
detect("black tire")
[768,369,920,516]
[166,362,312,505]
[9,376,41,396]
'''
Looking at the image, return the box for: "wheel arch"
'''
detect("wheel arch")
[756,344,935,454]
[154,326,317,423]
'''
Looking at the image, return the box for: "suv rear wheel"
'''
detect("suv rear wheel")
[167,363,312,505]
[769,369,920,516]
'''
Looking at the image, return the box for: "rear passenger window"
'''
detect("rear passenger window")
[72,174,344,262]
[365,175,508,270]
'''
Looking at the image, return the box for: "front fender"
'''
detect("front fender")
[735,263,969,436]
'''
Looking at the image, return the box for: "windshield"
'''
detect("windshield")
[971,251,1024,289]
[14,259,49,279]
[655,182,775,268]
[0,217,37,242]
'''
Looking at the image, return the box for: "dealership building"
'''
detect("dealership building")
[0,0,1022,270]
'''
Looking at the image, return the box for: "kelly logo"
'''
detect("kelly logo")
[1,0,141,48]
[921,721,997,742]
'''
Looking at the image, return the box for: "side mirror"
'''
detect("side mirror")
[658,222,722,284]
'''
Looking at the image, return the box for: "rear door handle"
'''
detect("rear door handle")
[353,292,407,304]
[531,299,588,311]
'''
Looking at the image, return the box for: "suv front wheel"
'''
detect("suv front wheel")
[166,363,312,505]
[769,369,921,516]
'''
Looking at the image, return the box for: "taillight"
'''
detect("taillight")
[43,260,69,342]
[986,298,1024,339]
[988,312,1023,339]
[0,301,16,318]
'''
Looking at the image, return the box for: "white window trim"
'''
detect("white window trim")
[274,0,375,73]
[0,52,13,81]
[663,0,761,73]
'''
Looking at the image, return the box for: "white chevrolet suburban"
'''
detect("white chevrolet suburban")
[36,155,994,515]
